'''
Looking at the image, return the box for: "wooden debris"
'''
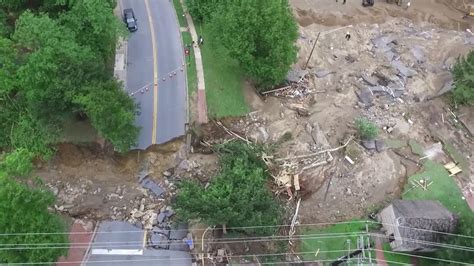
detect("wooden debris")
[215,121,251,144]
[289,198,301,246]
[261,85,292,95]
[276,136,354,162]
[293,174,300,191]
[345,155,355,165]
[444,162,462,176]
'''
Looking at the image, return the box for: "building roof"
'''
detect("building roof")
[86,250,192,266]
[85,221,192,266]
[390,200,458,249]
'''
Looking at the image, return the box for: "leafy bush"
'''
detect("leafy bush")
[0,174,68,263]
[355,117,378,140]
[452,50,474,105]
[174,141,282,235]
[1,148,34,177]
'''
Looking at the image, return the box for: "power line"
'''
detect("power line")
[1,220,473,240]
[0,233,365,250]
[1,232,472,254]
[373,248,473,265]
[0,220,367,236]
[0,231,365,247]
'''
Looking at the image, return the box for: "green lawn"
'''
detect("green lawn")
[171,0,249,118]
[382,243,412,265]
[172,0,187,27]
[197,23,249,118]
[300,221,369,261]
[408,139,424,157]
[402,160,470,216]
[182,31,197,96]
[384,139,408,149]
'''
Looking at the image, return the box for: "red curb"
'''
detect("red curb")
[197,90,208,124]
[57,221,93,266]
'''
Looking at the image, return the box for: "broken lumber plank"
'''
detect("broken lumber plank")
[261,85,292,95]
[294,174,300,191]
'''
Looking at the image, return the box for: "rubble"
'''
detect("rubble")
[139,177,165,197]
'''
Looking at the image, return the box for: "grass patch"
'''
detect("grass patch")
[408,139,424,156]
[172,0,187,27]
[443,142,469,172]
[382,243,412,265]
[402,160,470,216]
[385,139,407,149]
[182,32,197,95]
[300,222,368,261]
[197,23,249,118]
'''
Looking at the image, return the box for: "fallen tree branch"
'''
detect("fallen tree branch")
[276,136,354,162]
[215,121,251,144]
[301,160,328,171]
[289,198,301,246]
[261,85,292,95]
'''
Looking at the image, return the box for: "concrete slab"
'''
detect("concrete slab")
[140,178,165,197]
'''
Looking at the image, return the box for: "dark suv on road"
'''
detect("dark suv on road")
[123,8,137,32]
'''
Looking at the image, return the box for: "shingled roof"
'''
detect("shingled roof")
[391,200,458,250]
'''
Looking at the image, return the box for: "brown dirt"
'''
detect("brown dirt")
[227,0,474,224]
[291,0,473,31]
[35,139,190,221]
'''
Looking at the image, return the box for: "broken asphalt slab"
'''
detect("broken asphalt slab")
[391,60,416,78]
[140,177,165,198]
[169,223,188,240]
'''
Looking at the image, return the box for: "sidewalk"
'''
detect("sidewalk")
[374,237,388,266]
[180,0,208,124]
[57,220,94,265]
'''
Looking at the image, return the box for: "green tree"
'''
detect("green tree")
[73,80,139,152]
[0,36,17,92]
[10,112,58,158]
[60,0,124,62]
[0,174,68,263]
[0,0,27,11]
[0,148,34,176]
[185,0,222,22]
[14,12,101,121]
[174,142,282,235]
[210,0,298,89]
[452,50,474,105]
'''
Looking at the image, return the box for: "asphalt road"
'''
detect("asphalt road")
[121,0,186,150]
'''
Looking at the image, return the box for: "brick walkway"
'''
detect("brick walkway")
[181,0,208,124]
[57,221,94,266]
[374,237,388,266]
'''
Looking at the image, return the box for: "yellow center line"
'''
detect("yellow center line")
[145,0,159,145]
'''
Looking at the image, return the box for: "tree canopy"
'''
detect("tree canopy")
[0,0,138,156]
[187,0,298,89]
[452,50,474,105]
[0,173,68,263]
[174,142,282,235]
[210,0,298,88]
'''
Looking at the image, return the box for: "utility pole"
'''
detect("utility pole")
[304,32,321,70]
